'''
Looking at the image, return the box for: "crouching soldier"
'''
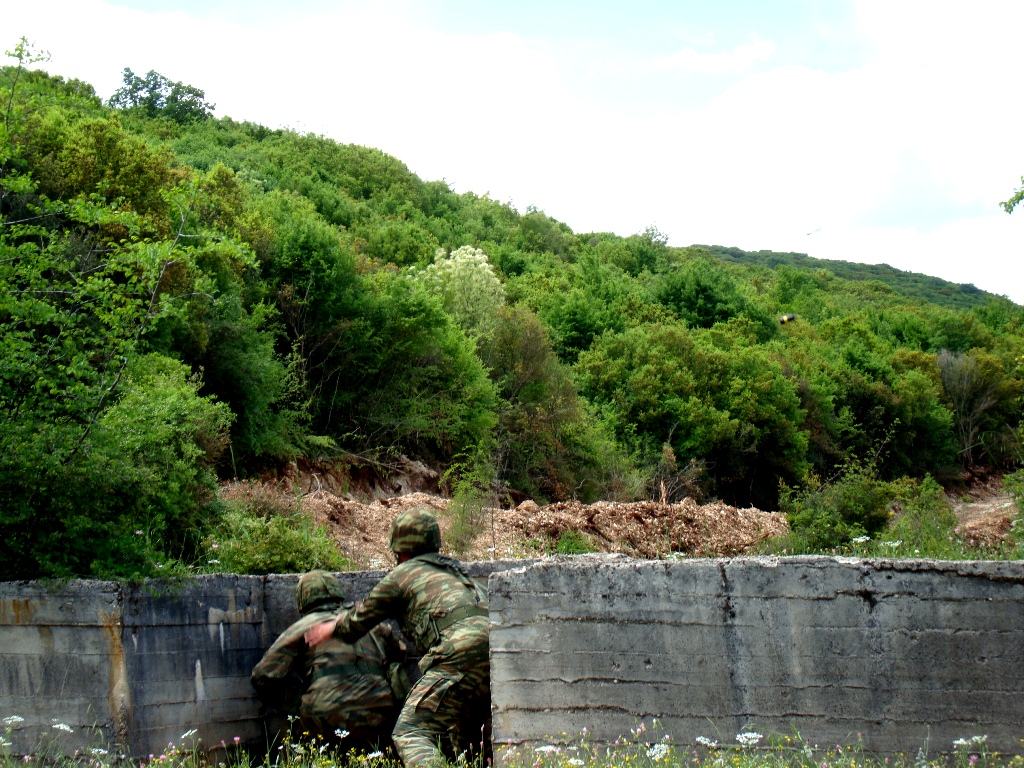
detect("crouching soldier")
[305,508,490,768]
[251,570,408,751]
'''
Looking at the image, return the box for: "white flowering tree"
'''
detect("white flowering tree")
[419,245,506,338]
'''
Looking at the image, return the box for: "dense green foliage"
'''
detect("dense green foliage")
[1,46,1022,579]
[705,244,991,311]
[207,483,349,575]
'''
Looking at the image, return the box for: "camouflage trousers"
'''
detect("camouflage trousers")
[302,705,398,754]
[392,659,490,768]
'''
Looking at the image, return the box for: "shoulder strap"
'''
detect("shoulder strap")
[413,553,478,590]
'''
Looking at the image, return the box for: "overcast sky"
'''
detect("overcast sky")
[5,0,1024,302]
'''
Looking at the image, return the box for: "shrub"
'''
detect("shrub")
[555,530,597,555]
[418,245,505,338]
[773,464,892,552]
[0,353,232,580]
[863,475,961,557]
[206,484,348,574]
[441,444,496,557]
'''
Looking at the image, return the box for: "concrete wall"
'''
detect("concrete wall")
[489,556,1024,755]
[0,562,519,758]
[6,556,1024,759]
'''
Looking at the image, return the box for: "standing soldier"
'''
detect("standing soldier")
[251,570,407,751]
[305,508,490,767]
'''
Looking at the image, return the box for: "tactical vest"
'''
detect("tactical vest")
[407,553,488,652]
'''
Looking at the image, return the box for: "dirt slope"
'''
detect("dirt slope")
[297,490,788,569]
[952,474,1019,547]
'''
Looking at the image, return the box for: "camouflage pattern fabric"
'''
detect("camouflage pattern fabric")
[251,609,404,745]
[332,553,490,767]
[388,508,441,556]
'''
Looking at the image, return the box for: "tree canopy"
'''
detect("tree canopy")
[1,50,1022,579]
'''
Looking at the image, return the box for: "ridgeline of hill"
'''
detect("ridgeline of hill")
[1,53,1022,580]
[702,245,991,311]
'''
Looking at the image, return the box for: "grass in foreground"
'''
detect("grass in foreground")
[500,727,1024,768]
[6,719,1024,768]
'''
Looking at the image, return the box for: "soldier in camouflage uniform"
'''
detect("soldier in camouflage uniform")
[305,509,489,768]
[251,570,406,750]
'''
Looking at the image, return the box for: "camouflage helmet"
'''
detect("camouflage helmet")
[388,508,441,556]
[295,570,345,615]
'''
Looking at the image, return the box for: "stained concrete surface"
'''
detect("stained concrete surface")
[0,562,521,758]
[3,556,1023,757]
[489,555,1024,755]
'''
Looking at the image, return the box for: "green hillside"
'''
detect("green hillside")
[703,245,991,310]
[1,50,1022,579]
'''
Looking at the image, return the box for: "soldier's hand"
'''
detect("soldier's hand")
[304,618,338,648]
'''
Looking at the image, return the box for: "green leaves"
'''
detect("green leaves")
[1001,175,1024,214]
[3,49,1023,580]
[108,68,214,124]
[578,322,808,507]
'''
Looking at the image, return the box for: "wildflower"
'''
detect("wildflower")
[880,541,902,548]
[51,722,74,733]
[180,729,198,740]
[3,716,24,726]
[335,729,350,740]
[211,543,219,549]
[735,732,762,747]
[0,738,11,749]
[695,737,718,748]
[534,745,560,753]
[972,736,988,744]
[647,743,670,760]
[970,757,978,766]
[568,760,584,766]
[135,530,144,536]
[851,536,870,544]
[954,739,971,748]
[232,736,240,743]
[207,560,220,564]
[367,751,383,759]
[91,748,109,756]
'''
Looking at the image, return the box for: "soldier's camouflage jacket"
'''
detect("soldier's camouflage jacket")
[251,608,404,732]
[333,553,488,673]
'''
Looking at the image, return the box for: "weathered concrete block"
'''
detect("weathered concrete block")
[0,560,532,758]
[489,555,1024,755]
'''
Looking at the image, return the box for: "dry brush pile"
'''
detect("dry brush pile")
[295,490,788,569]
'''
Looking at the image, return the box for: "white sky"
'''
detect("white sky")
[4,0,1024,302]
